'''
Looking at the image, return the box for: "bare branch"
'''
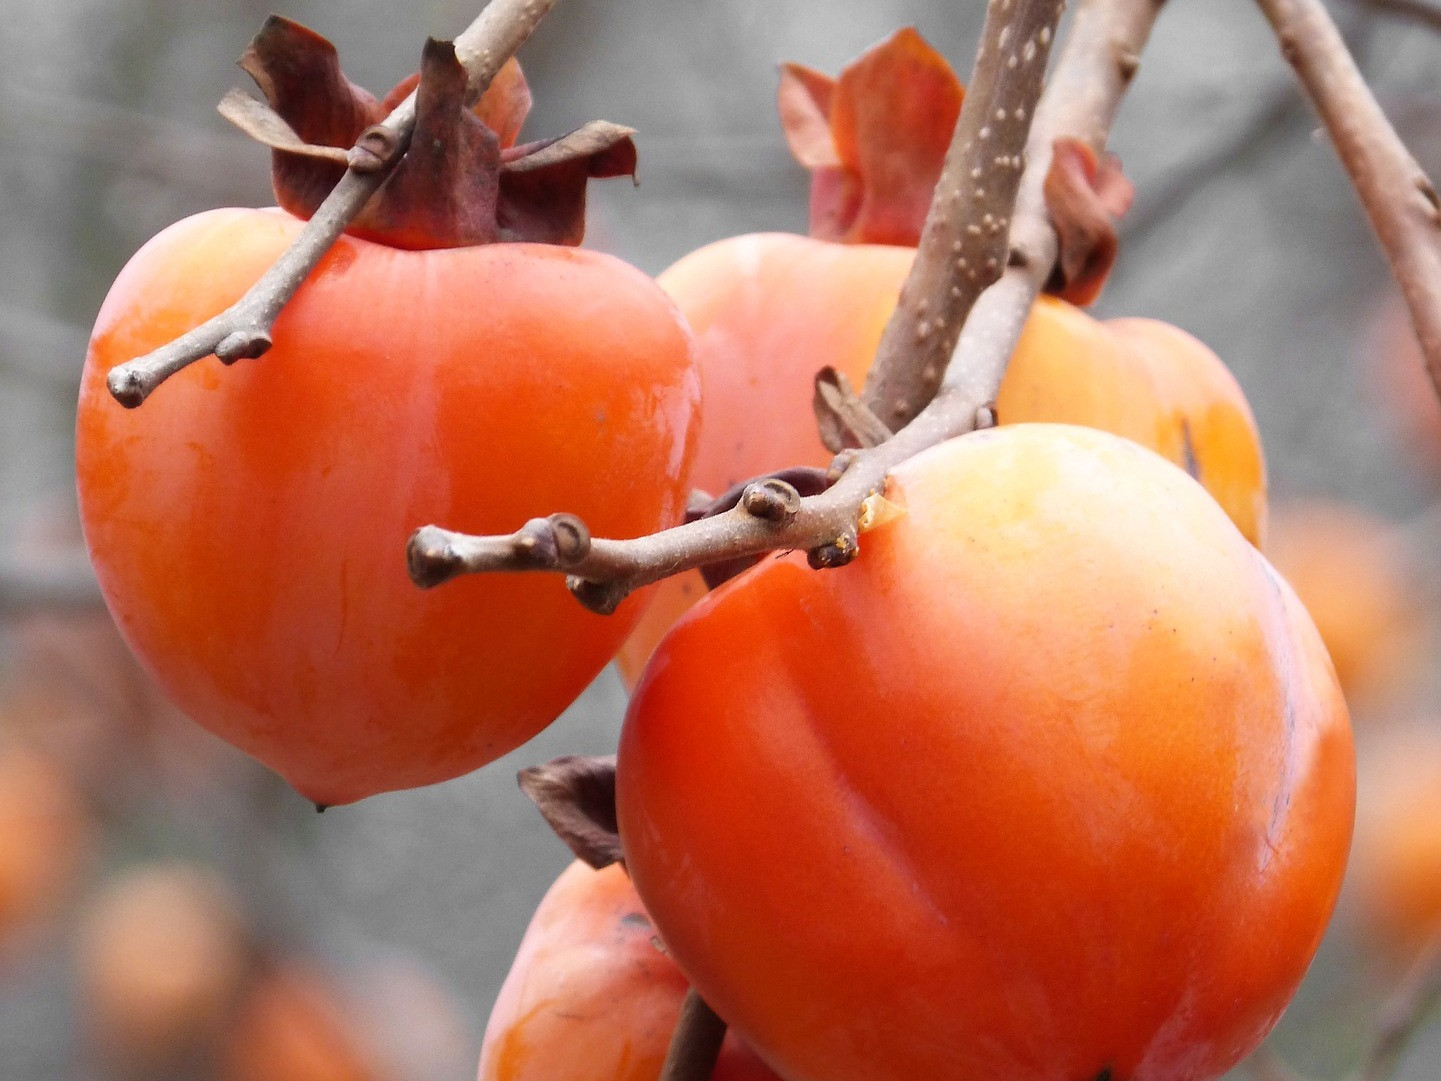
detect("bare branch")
[105,0,562,409]
[0,552,105,614]
[1255,0,1441,406]
[407,0,1166,607]
[659,990,727,1081]
[1361,0,1441,31]
[1246,1047,1312,1081]
[1357,938,1441,1081]
[860,0,1066,431]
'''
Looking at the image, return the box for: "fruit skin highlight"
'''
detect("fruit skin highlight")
[619,424,1354,1081]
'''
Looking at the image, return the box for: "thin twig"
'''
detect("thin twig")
[1246,1046,1312,1081]
[1255,0,1441,406]
[659,990,727,1081]
[1357,937,1441,1081]
[860,0,1067,430]
[408,0,1166,608]
[104,0,561,409]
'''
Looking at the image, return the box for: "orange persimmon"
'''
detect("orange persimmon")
[615,31,1265,687]
[75,24,699,804]
[619,424,1352,1081]
[479,861,777,1081]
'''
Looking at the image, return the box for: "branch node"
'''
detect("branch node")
[215,329,273,364]
[348,125,401,172]
[976,403,998,429]
[828,448,863,483]
[546,513,593,565]
[567,576,629,616]
[741,478,803,523]
[406,526,464,588]
[106,367,149,410]
[807,529,859,570]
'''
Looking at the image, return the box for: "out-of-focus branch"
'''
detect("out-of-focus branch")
[1357,939,1441,1081]
[104,0,561,409]
[0,551,105,613]
[659,990,727,1081]
[1361,0,1441,30]
[859,0,1066,431]
[408,0,1167,610]
[1255,0,1441,406]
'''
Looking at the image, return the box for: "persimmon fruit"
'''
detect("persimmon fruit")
[1349,724,1441,958]
[75,862,250,1077]
[1265,500,1431,713]
[0,746,90,952]
[615,32,1265,687]
[618,424,1353,1081]
[479,861,777,1081]
[74,24,699,804]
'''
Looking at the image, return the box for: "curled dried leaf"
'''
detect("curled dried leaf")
[779,28,964,246]
[813,366,892,452]
[517,755,623,870]
[1043,137,1136,305]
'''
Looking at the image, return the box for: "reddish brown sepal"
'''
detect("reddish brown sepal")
[517,755,624,870]
[232,17,636,250]
[778,28,964,247]
[1042,137,1136,306]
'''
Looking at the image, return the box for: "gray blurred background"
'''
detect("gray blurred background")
[2,0,1440,1078]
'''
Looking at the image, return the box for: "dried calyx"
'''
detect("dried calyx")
[220,16,637,250]
[779,27,1134,304]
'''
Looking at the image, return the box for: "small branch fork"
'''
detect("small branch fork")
[409,0,1166,608]
[1254,0,1441,406]
[103,0,560,408]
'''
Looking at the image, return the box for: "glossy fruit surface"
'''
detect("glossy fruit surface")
[77,208,699,804]
[479,861,777,1081]
[619,424,1353,1081]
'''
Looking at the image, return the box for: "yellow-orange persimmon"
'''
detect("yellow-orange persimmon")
[615,33,1265,687]
[619,425,1352,1081]
[76,863,250,1077]
[479,861,777,1081]
[1350,724,1441,957]
[1265,500,1431,712]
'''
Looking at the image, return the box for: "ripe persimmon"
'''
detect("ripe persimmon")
[1349,724,1441,958]
[479,861,777,1081]
[1265,500,1432,713]
[619,424,1352,1081]
[615,31,1265,687]
[75,863,250,1077]
[0,747,90,953]
[75,24,699,804]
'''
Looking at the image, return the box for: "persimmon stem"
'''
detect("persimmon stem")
[104,0,561,408]
[860,0,1066,431]
[1254,0,1441,407]
[406,0,1166,607]
[660,989,727,1081]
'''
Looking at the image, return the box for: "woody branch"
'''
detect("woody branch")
[104,0,561,409]
[1254,0,1441,405]
[408,0,1166,611]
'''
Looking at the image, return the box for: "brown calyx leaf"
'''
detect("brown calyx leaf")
[518,755,623,870]
[813,366,892,452]
[223,16,632,250]
[1042,137,1136,306]
[779,27,964,247]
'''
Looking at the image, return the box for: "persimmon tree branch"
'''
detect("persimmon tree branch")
[1357,939,1441,1081]
[659,990,728,1081]
[408,0,1166,608]
[1360,0,1441,30]
[858,0,1065,431]
[1255,0,1441,405]
[104,0,561,409]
